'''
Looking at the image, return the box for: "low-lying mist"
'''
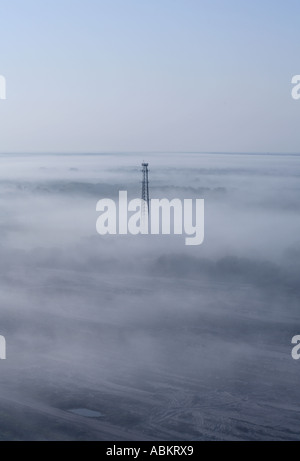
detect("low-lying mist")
[0,152,299,440]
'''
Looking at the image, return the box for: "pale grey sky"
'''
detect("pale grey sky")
[0,0,299,153]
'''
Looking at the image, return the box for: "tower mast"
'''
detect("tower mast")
[141,162,150,217]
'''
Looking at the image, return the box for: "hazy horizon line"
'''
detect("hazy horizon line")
[0,151,300,157]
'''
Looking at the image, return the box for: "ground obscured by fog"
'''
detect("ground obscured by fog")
[0,152,299,440]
